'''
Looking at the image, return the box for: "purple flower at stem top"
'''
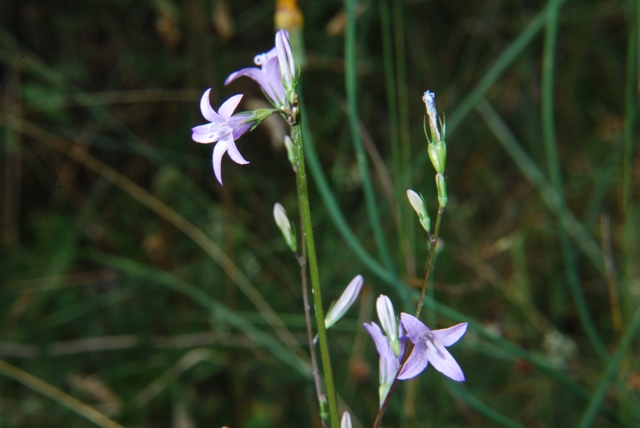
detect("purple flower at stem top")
[225,45,286,108]
[398,313,467,382]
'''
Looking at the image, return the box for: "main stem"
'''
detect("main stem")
[291,124,339,428]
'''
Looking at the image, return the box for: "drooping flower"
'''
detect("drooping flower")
[398,313,467,382]
[225,45,286,108]
[325,275,364,329]
[192,89,275,184]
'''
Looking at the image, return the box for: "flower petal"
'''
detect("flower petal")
[191,124,215,143]
[432,322,467,347]
[363,322,389,357]
[397,343,429,380]
[427,342,465,382]
[218,94,243,121]
[400,313,431,343]
[225,140,249,165]
[200,88,222,123]
[212,139,230,185]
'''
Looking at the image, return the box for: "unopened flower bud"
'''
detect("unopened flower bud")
[284,135,296,168]
[341,411,352,428]
[423,91,447,174]
[435,173,448,208]
[273,203,296,252]
[406,189,431,233]
[275,30,297,93]
[325,275,364,329]
[377,295,401,356]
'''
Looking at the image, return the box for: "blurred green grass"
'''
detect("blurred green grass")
[1,0,639,426]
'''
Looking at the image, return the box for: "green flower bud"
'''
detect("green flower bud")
[435,173,448,208]
[273,203,296,252]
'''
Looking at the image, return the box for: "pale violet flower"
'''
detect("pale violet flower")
[192,90,252,184]
[192,89,276,184]
[398,313,467,382]
[225,44,285,108]
[364,295,407,405]
[273,203,296,253]
[325,275,363,329]
[340,411,352,428]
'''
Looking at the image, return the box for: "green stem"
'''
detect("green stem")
[344,0,395,273]
[415,208,443,318]
[291,124,339,428]
[540,0,607,361]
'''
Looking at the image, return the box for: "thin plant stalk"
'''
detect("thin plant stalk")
[415,208,444,319]
[296,213,326,427]
[291,123,339,428]
[540,0,607,360]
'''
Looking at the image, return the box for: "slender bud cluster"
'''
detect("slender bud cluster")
[423,91,448,208]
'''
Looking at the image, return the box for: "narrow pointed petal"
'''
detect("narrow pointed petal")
[400,313,431,343]
[200,89,222,123]
[426,343,465,382]
[225,140,249,165]
[397,343,429,380]
[218,94,243,120]
[225,67,270,90]
[432,322,468,347]
[191,124,216,143]
[363,322,388,356]
[212,139,230,184]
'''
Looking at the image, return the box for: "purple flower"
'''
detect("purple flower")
[398,313,467,382]
[225,46,286,108]
[191,89,254,184]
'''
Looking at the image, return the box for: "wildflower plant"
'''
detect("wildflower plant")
[192,26,465,428]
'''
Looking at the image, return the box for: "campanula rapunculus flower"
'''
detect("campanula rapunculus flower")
[225,47,286,108]
[192,91,252,184]
[398,313,467,382]
[364,294,406,406]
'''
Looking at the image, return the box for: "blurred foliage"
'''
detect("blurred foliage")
[1,0,639,427]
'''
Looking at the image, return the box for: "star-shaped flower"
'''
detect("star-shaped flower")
[398,313,467,382]
[191,89,254,184]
